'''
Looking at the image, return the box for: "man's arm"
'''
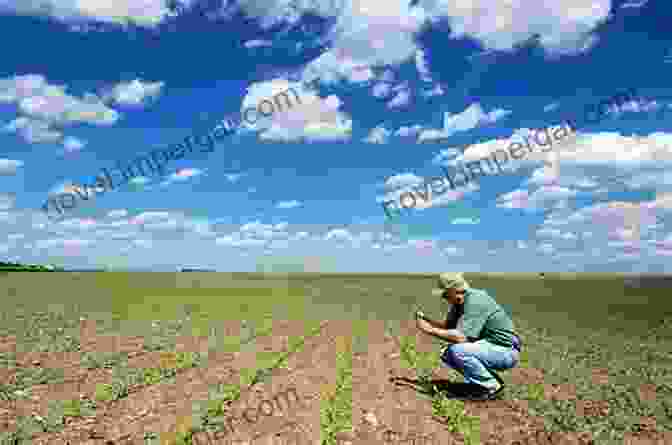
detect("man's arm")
[417,313,447,329]
[418,305,460,330]
[425,326,467,343]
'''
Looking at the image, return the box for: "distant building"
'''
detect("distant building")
[180,268,215,272]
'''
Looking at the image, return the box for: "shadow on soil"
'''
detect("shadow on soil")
[389,376,456,396]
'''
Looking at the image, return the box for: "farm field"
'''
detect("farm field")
[0,273,670,444]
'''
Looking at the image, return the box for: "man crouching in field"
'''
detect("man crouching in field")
[415,272,522,400]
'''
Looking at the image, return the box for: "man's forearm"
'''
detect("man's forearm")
[421,316,446,329]
[426,327,467,343]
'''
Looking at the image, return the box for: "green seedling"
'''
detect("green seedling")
[61,399,83,417]
[173,430,194,445]
[393,332,481,444]
[432,394,481,445]
[247,322,325,387]
[81,351,128,369]
[175,351,202,370]
[94,380,129,402]
[94,383,115,402]
[143,368,163,386]
[185,324,326,444]
[398,335,419,369]
[527,383,545,401]
[144,431,159,445]
[60,397,96,418]
[518,349,530,368]
[398,335,436,388]
[191,382,243,438]
[0,384,16,402]
[321,339,353,445]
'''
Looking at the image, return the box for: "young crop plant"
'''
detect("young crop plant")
[142,367,164,386]
[395,334,441,396]
[0,384,15,403]
[165,415,195,445]
[81,351,129,369]
[389,329,482,445]
[192,382,243,438]
[350,320,370,355]
[432,394,481,445]
[94,380,129,403]
[0,416,43,444]
[143,431,159,445]
[174,351,202,369]
[173,321,328,444]
[143,317,196,352]
[247,321,326,387]
[30,399,73,434]
[526,383,545,401]
[92,350,203,404]
[2,366,64,398]
[215,316,276,355]
[320,336,353,445]
[61,397,97,418]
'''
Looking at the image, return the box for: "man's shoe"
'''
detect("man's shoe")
[488,368,505,387]
[485,382,505,400]
[442,382,504,401]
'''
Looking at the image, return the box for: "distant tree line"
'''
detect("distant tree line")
[0,261,62,271]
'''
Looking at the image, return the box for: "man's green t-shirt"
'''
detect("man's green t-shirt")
[455,288,516,347]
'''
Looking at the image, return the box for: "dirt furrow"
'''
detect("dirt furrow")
[29,319,334,444]
[0,320,248,435]
[345,320,554,445]
[203,320,350,445]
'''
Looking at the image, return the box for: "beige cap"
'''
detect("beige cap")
[431,272,470,297]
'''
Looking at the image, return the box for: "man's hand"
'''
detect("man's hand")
[416,317,434,334]
[416,318,467,344]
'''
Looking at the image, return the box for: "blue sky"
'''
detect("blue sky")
[1,0,671,271]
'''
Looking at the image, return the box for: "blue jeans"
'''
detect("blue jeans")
[441,336,520,390]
